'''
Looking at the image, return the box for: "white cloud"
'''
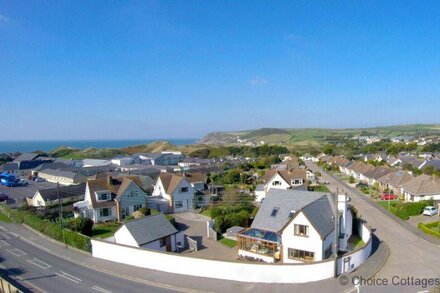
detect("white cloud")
[250,76,269,85]
[0,13,9,23]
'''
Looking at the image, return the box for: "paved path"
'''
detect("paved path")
[307,161,440,292]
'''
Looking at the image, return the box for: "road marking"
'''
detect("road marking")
[92,286,112,293]
[26,258,51,269]
[56,271,82,283]
[0,226,7,232]
[0,240,9,247]
[6,248,26,257]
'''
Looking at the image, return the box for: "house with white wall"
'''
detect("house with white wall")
[30,183,86,207]
[73,176,147,223]
[238,190,353,263]
[151,173,194,213]
[113,214,184,252]
[400,174,440,202]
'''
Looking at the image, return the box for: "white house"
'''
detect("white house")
[401,174,440,202]
[30,183,86,207]
[151,173,194,213]
[256,169,307,202]
[113,214,184,252]
[73,176,147,223]
[238,190,353,264]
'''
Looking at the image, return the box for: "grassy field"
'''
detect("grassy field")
[219,238,237,248]
[91,222,121,239]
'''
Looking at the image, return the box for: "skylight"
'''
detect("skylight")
[271,207,279,217]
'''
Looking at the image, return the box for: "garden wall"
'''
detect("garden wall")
[91,223,372,283]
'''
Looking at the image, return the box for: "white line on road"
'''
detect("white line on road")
[6,248,27,257]
[0,226,7,232]
[0,239,9,247]
[26,258,51,269]
[92,285,113,293]
[55,271,82,283]
[0,232,11,239]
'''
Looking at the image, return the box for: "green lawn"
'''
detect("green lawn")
[200,209,212,218]
[376,200,400,209]
[0,210,12,223]
[91,222,121,239]
[313,185,331,192]
[218,238,237,248]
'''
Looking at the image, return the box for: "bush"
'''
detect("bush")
[67,217,94,236]
[349,176,355,184]
[1,206,91,251]
[138,207,149,215]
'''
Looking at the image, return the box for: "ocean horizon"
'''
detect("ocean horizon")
[0,138,198,153]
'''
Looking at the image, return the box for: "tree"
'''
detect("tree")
[322,144,335,155]
[67,217,94,236]
[349,176,355,184]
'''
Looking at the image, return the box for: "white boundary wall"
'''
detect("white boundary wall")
[91,223,372,284]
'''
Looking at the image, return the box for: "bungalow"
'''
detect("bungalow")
[376,170,414,196]
[113,214,184,252]
[362,167,395,186]
[237,190,353,263]
[37,169,86,186]
[401,174,440,202]
[30,183,86,207]
[151,173,194,213]
[73,176,148,223]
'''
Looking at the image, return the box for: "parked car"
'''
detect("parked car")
[34,177,45,182]
[380,194,398,200]
[423,206,438,216]
[356,182,368,188]
[17,179,28,186]
[0,193,8,202]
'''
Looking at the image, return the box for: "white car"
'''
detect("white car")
[423,206,438,216]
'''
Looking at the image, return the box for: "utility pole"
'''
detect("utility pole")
[57,182,66,248]
[334,187,339,278]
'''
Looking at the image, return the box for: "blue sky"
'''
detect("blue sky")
[1,1,440,140]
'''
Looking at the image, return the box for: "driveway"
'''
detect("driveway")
[173,212,238,261]
[307,161,440,286]
[407,214,440,228]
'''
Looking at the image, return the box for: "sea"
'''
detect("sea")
[0,139,198,153]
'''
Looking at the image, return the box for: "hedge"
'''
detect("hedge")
[389,200,434,220]
[418,222,440,239]
[0,206,91,252]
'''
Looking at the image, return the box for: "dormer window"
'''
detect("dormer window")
[97,192,110,201]
[272,181,282,186]
[291,179,302,186]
